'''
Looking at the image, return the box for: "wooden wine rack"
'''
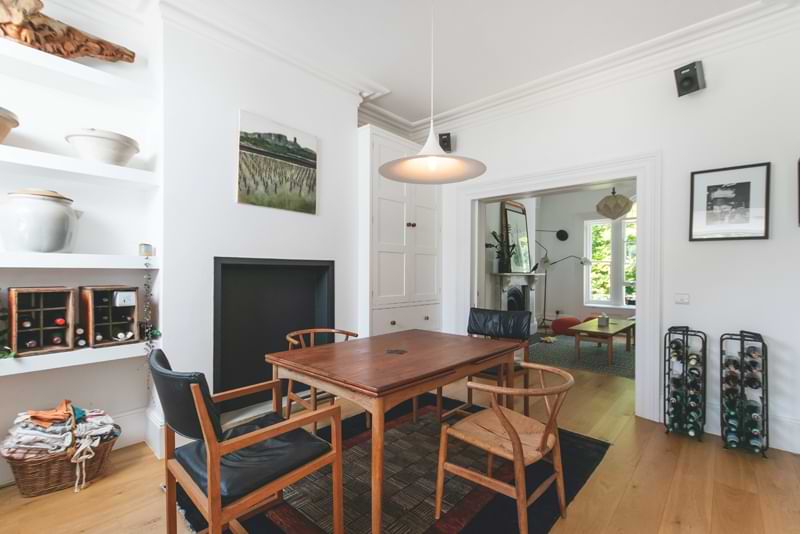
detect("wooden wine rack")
[8,287,76,356]
[663,326,707,441]
[79,286,140,348]
[720,331,768,457]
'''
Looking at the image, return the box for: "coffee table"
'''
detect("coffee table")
[567,318,635,365]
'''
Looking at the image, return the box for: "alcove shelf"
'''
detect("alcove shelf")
[0,38,153,107]
[0,145,158,190]
[0,253,159,270]
[0,341,150,377]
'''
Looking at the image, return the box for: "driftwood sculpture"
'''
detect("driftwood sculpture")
[0,0,135,63]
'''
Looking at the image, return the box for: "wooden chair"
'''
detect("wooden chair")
[149,349,344,534]
[434,362,575,533]
[437,308,532,420]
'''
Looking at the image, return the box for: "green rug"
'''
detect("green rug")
[530,335,635,379]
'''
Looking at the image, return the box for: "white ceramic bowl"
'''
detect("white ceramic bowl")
[65,128,140,166]
[0,189,80,253]
[0,107,19,144]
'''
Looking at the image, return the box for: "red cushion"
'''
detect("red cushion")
[552,316,581,335]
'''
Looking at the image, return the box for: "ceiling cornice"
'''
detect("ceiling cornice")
[360,1,800,142]
[158,0,390,102]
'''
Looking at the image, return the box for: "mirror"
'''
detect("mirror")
[501,201,532,273]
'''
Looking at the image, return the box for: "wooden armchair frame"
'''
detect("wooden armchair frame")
[285,328,366,432]
[436,336,530,420]
[164,379,344,534]
[434,362,574,533]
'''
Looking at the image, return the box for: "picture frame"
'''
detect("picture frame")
[689,162,770,241]
[237,110,318,215]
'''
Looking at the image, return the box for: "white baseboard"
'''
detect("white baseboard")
[696,402,799,454]
[145,405,165,459]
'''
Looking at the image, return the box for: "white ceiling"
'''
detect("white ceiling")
[213,0,756,122]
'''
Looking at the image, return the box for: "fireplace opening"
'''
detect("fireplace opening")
[213,257,334,411]
[507,285,525,311]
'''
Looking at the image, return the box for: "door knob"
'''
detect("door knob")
[411,222,417,228]
[390,320,396,326]
[406,222,412,227]
[424,315,430,321]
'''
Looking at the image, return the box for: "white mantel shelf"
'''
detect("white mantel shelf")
[0,342,149,377]
[0,145,159,190]
[0,38,153,107]
[0,253,159,270]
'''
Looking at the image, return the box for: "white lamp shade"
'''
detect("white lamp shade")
[378,126,486,184]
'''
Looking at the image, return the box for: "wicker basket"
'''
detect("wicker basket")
[3,434,119,498]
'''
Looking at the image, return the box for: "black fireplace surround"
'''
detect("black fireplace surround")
[213,257,334,411]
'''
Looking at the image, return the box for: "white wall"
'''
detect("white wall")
[440,27,800,452]
[155,17,361,445]
[535,184,635,321]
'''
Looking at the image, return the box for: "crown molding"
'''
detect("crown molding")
[48,0,152,26]
[359,1,800,142]
[158,0,390,101]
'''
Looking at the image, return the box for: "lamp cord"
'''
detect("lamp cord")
[429,0,435,128]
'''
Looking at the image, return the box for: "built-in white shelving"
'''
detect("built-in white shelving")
[0,253,159,270]
[0,38,153,107]
[0,342,150,377]
[0,145,158,190]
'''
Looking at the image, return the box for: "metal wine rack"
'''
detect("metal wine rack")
[720,331,768,457]
[664,326,707,441]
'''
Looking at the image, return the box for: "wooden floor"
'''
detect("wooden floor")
[1,369,798,533]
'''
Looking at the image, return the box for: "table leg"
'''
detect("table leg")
[575,335,581,360]
[271,365,282,416]
[626,329,632,352]
[607,336,614,365]
[371,399,385,534]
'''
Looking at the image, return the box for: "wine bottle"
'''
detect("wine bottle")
[749,436,763,454]
[724,372,740,387]
[18,315,34,329]
[725,431,740,448]
[53,317,66,326]
[669,339,684,352]
[686,408,702,422]
[744,421,761,437]
[687,352,701,367]
[687,366,702,378]
[686,420,701,437]
[75,327,85,336]
[722,386,740,401]
[669,390,684,405]
[670,375,684,389]
[24,340,38,349]
[687,377,702,392]
[50,335,63,345]
[745,345,762,359]
[670,350,685,364]
[743,372,762,390]
[742,400,762,422]
[723,354,741,372]
[76,338,87,348]
[743,357,761,372]
[687,393,701,408]
[95,333,104,342]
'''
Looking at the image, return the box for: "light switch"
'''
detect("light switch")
[674,293,690,305]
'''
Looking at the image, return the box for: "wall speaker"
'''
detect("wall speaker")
[439,132,452,153]
[674,61,706,97]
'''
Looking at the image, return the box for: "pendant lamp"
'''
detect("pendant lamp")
[378,1,486,184]
[596,187,633,219]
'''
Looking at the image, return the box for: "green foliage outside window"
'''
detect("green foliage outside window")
[590,223,612,300]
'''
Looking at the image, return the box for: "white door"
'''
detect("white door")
[372,138,413,306]
[409,184,440,302]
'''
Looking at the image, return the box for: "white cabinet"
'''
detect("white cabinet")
[358,125,441,335]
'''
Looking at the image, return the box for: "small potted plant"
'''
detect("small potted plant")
[489,225,517,273]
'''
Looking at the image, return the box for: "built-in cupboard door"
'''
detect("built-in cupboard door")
[372,138,413,306]
[409,183,440,302]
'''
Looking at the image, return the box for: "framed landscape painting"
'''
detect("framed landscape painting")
[689,162,770,241]
[238,111,318,214]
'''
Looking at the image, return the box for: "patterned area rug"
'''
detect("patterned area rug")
[531,335,635,379]
[177,396,609,533]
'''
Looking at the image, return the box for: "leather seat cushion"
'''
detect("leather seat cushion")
[175,412,331,505]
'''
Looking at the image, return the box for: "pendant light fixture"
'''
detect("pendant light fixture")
[378,1,486,184]
[596,187,634,220]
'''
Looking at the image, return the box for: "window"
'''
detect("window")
[584,204,637,307]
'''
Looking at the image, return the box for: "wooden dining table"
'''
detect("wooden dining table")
[266,329,522,533]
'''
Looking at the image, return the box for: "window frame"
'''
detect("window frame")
[583,214,636,309]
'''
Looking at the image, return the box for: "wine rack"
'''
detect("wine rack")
[664,326,707,440]
[720,331,768,457]
[8,287,76,356]
[79,286,140,348]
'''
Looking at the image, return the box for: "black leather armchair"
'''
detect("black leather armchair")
[149,349,344,534]
[436,308,533,419]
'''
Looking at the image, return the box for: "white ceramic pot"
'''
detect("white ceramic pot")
[65,128,140,166]
[0,107,19,144]
[0,189,80,253]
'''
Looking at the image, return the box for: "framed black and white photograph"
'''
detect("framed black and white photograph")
[690,163,770,241]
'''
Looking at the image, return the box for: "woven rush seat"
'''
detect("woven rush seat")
[448,405,556,464]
